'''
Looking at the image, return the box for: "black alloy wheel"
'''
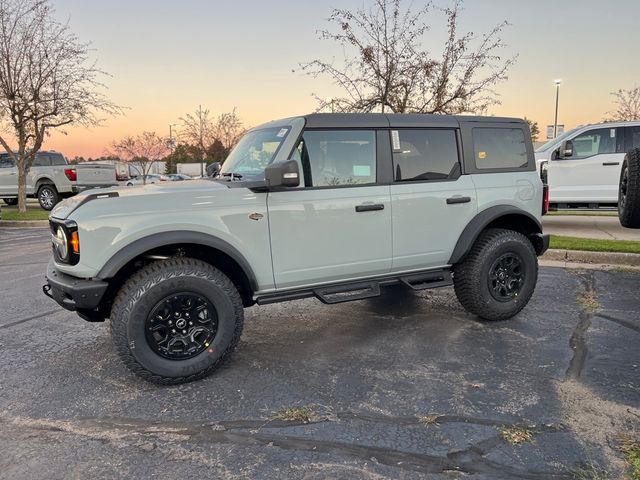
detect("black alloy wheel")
[145,292,218,360]
[488,253,525,302]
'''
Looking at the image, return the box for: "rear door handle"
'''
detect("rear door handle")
[446,196,471,205]
[602,162,620,166]
[355,204,384,212]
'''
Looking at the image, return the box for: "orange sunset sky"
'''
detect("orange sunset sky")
[29,0,640,158]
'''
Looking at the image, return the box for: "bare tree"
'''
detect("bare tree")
[607,87,640,121]
[179,106,245,172]
[179,105,216,172]
[0,0,120,212]
[113,131,167,184]
[299,0,516,115]
[214,108,245,152]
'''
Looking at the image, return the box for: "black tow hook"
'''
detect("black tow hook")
[42,284,54,300]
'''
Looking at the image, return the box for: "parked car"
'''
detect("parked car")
[535,121,640,209]
[125,174,170,186]
[44,113,549,384]
[0,151,117,210]
[168,174,192,181]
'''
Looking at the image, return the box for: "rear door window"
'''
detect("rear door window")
[625,126,640,151]
[473,128,528,170]
[51,154,67,166]
[32,154,51,167]
[391,129,459,181]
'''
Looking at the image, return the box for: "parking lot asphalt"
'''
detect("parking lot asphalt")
[0,227,638,480]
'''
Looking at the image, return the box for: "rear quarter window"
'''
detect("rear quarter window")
[473,128,528,170]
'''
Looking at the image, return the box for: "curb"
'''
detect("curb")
[0,220,49,228]
[542,249,640,267]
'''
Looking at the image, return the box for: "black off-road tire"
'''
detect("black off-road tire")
[618,149,640,228]
[110,257,244,384]
[37,184,59,210]
[453,228,538,321]
[3,198,18,206]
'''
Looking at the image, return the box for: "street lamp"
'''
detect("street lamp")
[553,79,562,139]
[325,97,334,113]
[168,123,178,151]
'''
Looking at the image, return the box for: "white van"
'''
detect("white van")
[535,121,640,208]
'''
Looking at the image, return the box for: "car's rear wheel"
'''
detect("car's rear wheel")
[110,257,244,384]
[618,149,640,228]
[3,198,17,206]
[453,228,538,321]
[37,184,59,210]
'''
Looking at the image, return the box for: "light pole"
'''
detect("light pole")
[168,123,178,151]
[325,97,334,113]
[553,79,562,138]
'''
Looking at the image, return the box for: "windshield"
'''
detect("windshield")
[219,127,290,180]
[535,128,579,153]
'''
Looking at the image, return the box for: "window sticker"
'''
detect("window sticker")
[353,165,371,176]
[391,130,401,151]
[478,151,487,160]
[276,128,288,138]
[610,128,616,138]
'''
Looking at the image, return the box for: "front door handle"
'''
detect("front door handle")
[602,162,620,166]
[446,196,471,205]
[355,204,384,212]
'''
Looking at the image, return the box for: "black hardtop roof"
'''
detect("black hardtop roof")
[303,113,525,129]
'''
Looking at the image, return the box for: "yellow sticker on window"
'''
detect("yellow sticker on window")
[478,151,487,159]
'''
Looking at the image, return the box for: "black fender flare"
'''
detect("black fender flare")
[97,230,258,291]
[448,205,542,264]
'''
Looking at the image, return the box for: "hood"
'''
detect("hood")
[51,179,230,220]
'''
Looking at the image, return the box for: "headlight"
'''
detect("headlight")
[50,219,80,265]
[53,226,68,259]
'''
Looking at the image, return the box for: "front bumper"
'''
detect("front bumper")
[43,259,108,313]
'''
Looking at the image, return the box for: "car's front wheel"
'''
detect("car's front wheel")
[453,228,538,321]
[110,257,244,384]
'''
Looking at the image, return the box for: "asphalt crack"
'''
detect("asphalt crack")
[566,271,597,380]
[0,308,63,330]
[2,414,572,479]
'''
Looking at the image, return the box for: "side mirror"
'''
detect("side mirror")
[559,140,573,158]
[206,162,221,177]
[264,160,300,188]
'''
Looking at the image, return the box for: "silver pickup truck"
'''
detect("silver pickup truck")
[0,151,117,210]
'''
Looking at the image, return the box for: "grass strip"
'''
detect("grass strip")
[550,235,640,254]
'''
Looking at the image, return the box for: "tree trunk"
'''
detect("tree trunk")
[17,161,27,213]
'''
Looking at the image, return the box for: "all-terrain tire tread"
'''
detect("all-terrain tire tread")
[453,228,537,321]
[110,257,244,385]
[619,148,640,228]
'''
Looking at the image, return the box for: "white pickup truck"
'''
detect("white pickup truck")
[0,151,117,210]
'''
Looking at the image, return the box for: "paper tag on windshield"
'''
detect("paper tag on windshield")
[391,130,401,151]
[610,128,616,138]
[277,128,288,138]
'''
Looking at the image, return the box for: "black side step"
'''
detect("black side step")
[254,268,454,306]
[399,270,452,290]
[314,282,381,304]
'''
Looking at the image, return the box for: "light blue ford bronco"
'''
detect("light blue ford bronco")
[44,113,550,384]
